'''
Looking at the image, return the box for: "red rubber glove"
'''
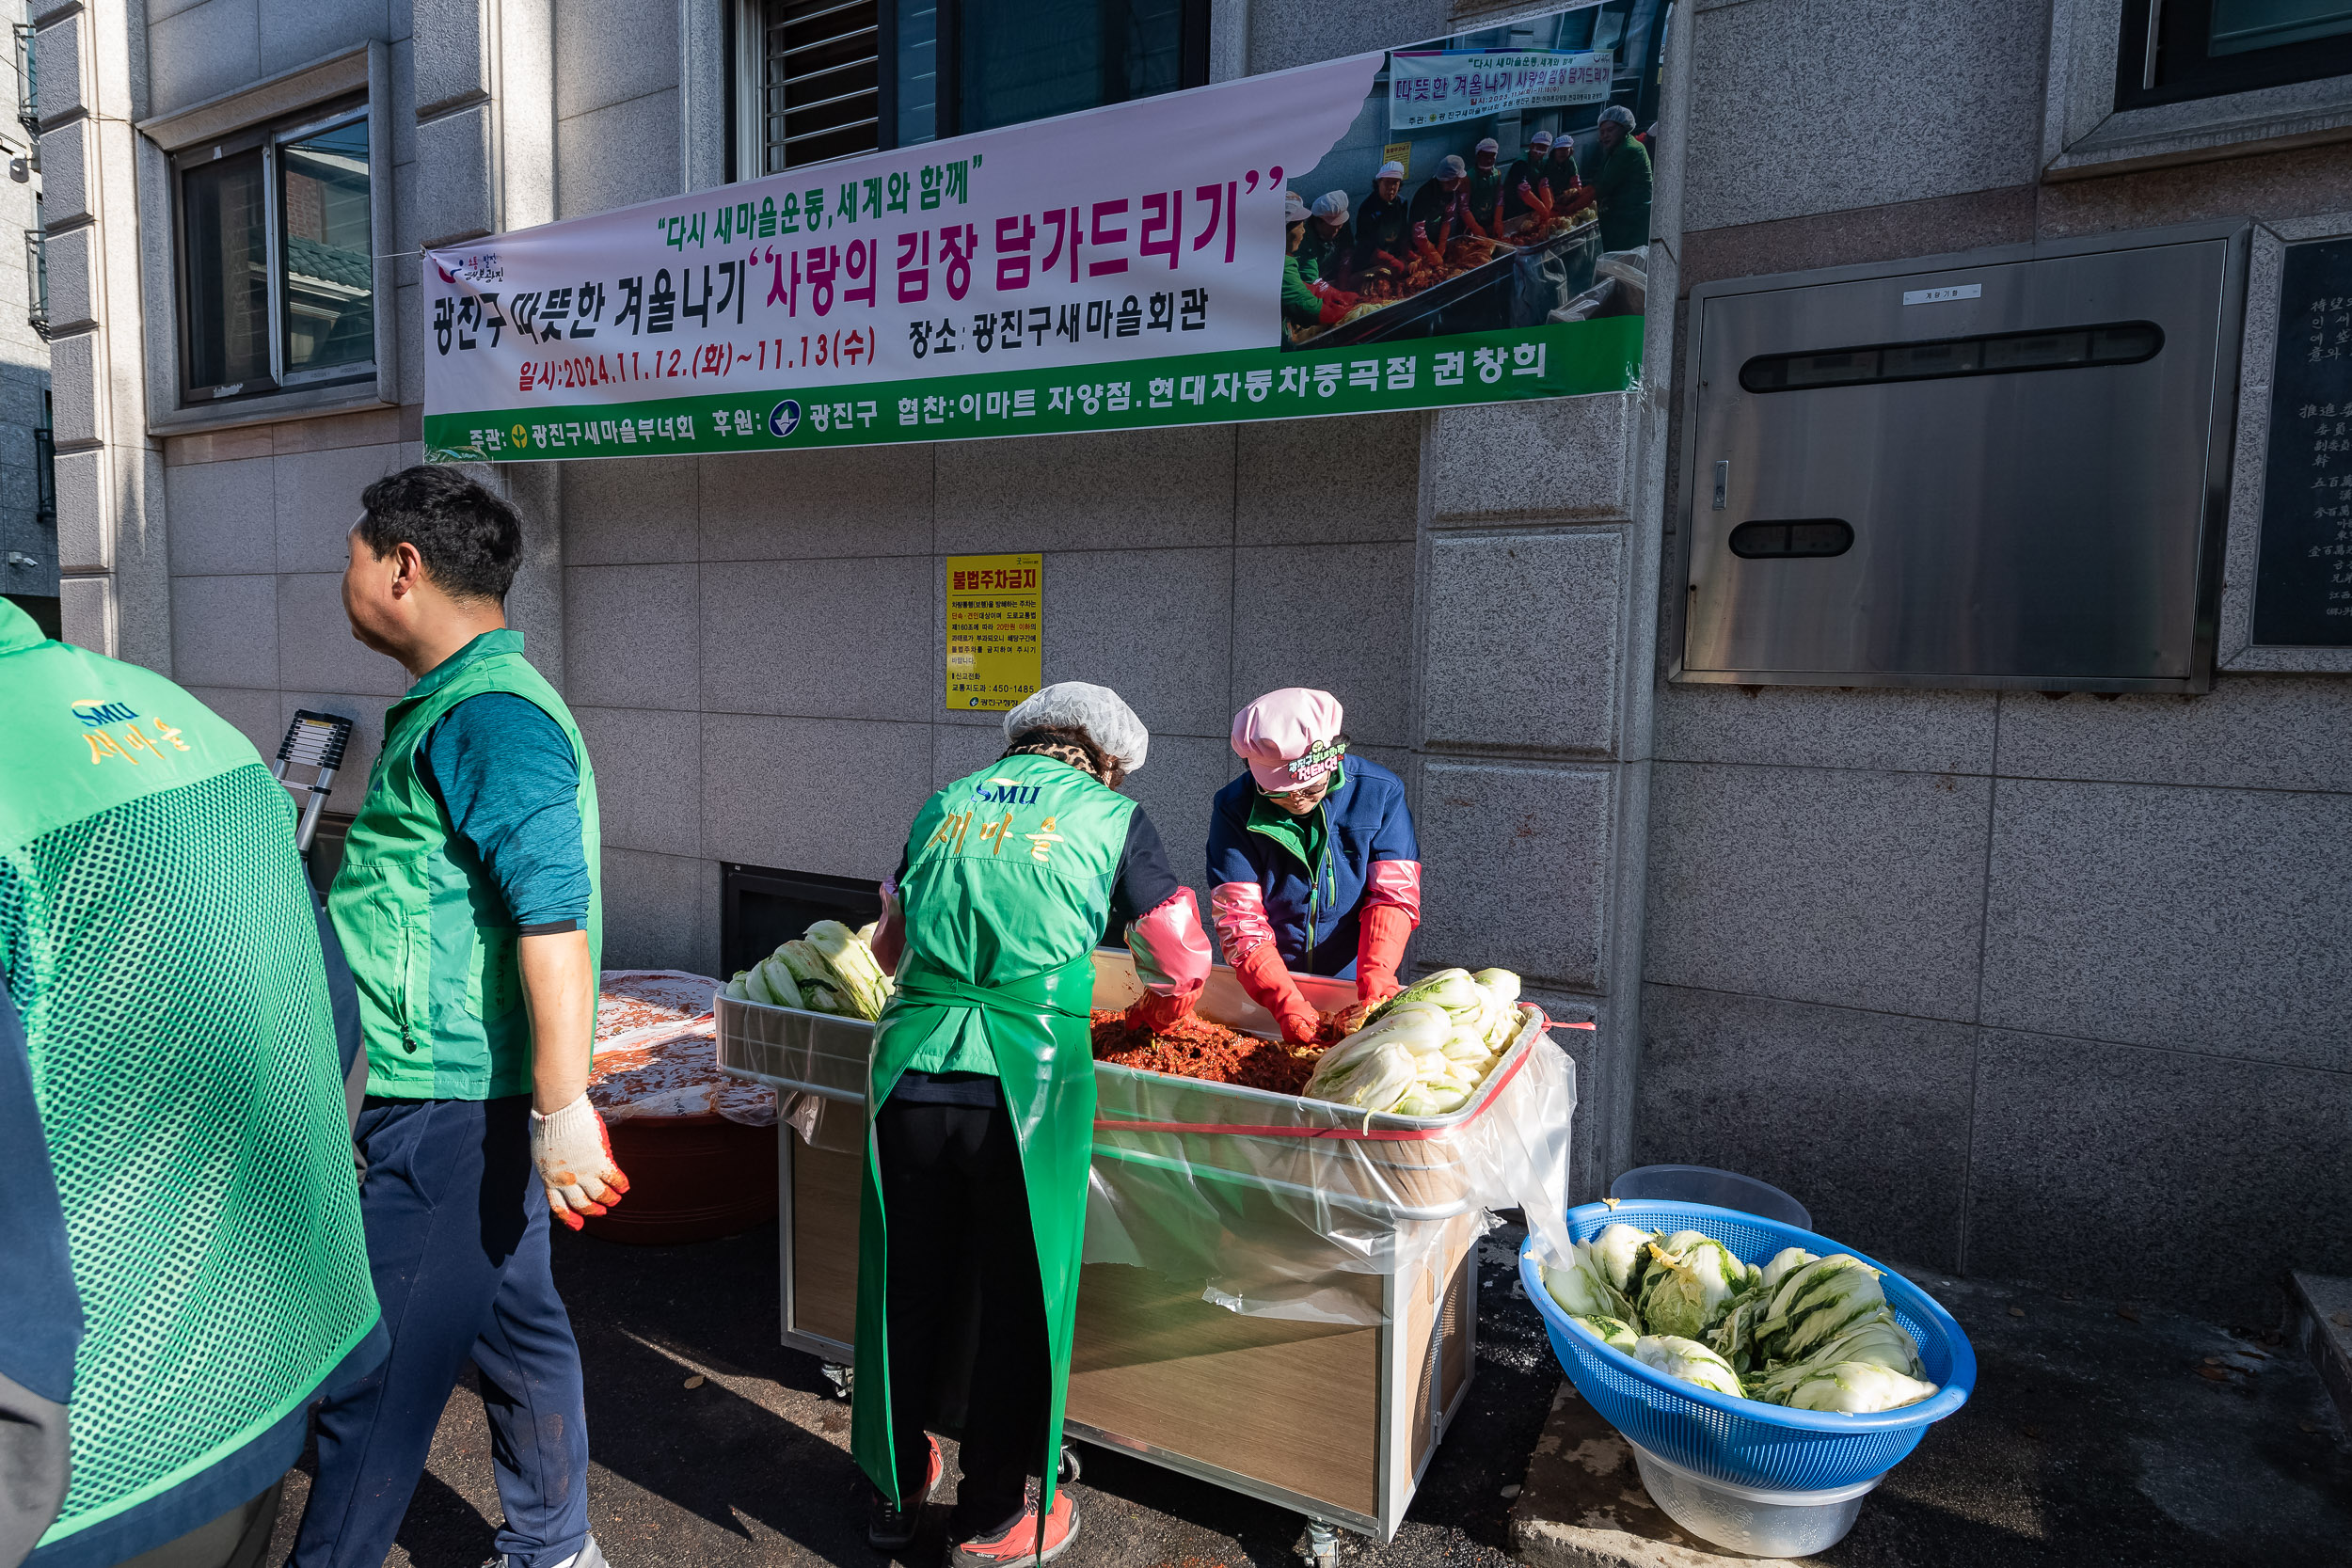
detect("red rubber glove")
[1356,904,1414,1005]
[1122,985,1201,1033]
[1233,943,1320,1045]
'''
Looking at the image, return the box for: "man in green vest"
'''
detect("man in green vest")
[0,598,381,1568]
[853,683,1211,1566]
[293,467,624,1568]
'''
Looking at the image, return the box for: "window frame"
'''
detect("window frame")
[171,97,380,407]
[731,0,1211,178]
[2043,0,2352,179]
[2116,0,2352,109]
[137,41,397,435]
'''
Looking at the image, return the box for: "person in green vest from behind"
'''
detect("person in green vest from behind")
[1586,104,1653,253]
[853,682,1213,1566]
[0,599,381,1568]
[292,467,627,1568]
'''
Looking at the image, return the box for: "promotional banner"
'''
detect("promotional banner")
[1387,50,1614,132]
[422,3,1656,462]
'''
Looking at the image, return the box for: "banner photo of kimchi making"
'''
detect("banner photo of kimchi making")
[422,2,1658,460]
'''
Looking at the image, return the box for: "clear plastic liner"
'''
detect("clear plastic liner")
[1083,952,1578,1325]
[718,952,1579,1323]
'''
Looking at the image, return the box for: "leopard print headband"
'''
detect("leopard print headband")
[1003,740,1103,781]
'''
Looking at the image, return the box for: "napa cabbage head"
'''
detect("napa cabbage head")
[1572,1315,1638,1354]
[1756,1255,1887,1365]
[1541,1246,1632,1321]
[1744,1312,1927,1405]
[1706,1293,1769,1373]
[1635,1231,1750,1339]
[1586,1224,1655,1296]
[1304,1037,1418,1113]
[1633,1336,1744,1398]
[1772,1361,1938,1414]
[1758,1246,1819,1294]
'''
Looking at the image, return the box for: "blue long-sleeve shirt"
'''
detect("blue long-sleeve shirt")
[418,692,591,932]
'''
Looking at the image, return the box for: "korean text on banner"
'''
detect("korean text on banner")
[1388,50,1614,132]
[420,3,1650,462]
[946,555,1042,711]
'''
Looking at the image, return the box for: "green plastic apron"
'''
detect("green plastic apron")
[850,752,1135,1513]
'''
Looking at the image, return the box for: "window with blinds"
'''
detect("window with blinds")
[756,0,882,172]
[740,0,1209,173]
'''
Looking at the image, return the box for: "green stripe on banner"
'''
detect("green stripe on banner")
[423,317,1643,461]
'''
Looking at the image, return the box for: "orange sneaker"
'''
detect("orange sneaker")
[866,1436,943,1552]
[948,1491,1080,1567]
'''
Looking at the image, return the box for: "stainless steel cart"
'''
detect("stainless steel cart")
[719,956,1566,1563]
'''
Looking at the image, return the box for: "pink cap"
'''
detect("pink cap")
[1232,688,1347,793]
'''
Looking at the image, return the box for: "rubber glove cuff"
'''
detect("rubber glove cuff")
[1356,903,1415,1004]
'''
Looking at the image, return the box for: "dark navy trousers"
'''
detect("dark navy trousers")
[291,1095,592,1568]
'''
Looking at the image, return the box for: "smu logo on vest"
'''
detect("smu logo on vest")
[67,697,191,767]
[71,698,139,726]
[971,776,1043,806]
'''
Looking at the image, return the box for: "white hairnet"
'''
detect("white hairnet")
[1004,682,1151,772]
[1312,190,1349,220]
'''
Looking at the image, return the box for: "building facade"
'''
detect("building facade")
[0,0,51,629]
[42,0,2351,1326]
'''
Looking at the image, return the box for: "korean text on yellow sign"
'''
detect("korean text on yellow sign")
[945,554,1041,711]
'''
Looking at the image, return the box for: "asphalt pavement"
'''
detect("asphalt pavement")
[253,1216,2352,1568]
[258,1218,1560,1568]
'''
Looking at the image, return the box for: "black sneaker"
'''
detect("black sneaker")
[868,1436,944,1552]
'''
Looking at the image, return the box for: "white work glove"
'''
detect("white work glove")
[531,1093,630,1231]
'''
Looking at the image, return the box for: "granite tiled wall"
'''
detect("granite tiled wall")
[1640,0,2352,1327]
[1640,677,2352,1320]
[556,416,1428,985]
[1416,388,1654,1200]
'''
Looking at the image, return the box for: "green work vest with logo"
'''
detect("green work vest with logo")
[328,629,602,1100]
[851,751,1134,1512]
[0,600,379,1549]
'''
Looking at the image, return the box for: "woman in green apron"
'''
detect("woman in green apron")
[853,682,1212,1564]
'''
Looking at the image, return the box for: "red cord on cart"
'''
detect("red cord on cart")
[1093,1016,1591,1142]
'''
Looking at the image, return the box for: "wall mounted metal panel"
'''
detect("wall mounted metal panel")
[1676,226,2247,691]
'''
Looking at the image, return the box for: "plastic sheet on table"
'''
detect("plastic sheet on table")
[596,969,721,1057]
[591,970,776,1127]
[1083,1002,1577,1325]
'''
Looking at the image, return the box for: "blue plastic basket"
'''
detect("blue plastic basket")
[1519,1200,1977,1493]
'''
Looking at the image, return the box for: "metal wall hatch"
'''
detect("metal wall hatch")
[1673,224,2248,692]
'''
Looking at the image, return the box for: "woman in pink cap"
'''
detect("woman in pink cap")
[1207,689,1422,1043]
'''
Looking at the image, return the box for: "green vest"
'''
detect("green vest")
[328,629,602,1100]
[0,600,378,1548]
[851,752,1136,1512]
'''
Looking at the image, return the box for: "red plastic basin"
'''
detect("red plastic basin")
[578,1111,778,1245]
